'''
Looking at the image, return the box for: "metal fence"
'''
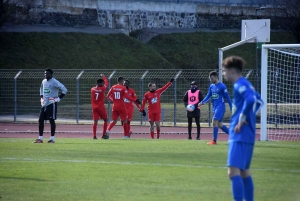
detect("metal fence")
[0,69,258,125]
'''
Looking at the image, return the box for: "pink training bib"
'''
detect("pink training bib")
[187,90,200,105]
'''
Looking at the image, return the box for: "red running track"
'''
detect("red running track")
[0,123,261,140]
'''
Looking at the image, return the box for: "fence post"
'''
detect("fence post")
[208,78,211,127]
[14,70,22,122]
[140,70,149,125]
[76,70,85,124]
[108,70,117,123]
[173,70,182,126]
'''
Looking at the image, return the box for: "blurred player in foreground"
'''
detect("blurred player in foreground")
[141,78,174,139]
[222,56,263,201]
[123,80,146,138]
[91,74,108,139]
[34,68,68,143]
[183,81,203,140]
[199,71,232,145]
[105,77,141,139]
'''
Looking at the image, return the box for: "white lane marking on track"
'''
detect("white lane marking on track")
[1,157,300,173]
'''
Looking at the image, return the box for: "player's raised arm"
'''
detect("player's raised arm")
[200,87,212,104]
[223,86,232,111]
[237,85,256,122]
[132,91,142,111]
[157,78,174,94]
[102,74,108,90]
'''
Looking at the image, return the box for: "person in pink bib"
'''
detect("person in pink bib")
[183,81,203,140]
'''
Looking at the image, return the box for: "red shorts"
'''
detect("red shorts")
[126,106,134,121]
[148,112,160,122]
[112,108,127,121]
[92,107,108,120]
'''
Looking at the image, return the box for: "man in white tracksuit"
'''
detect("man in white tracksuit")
[34,68,68,143]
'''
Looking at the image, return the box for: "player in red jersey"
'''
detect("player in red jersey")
[141,78,174,139]
[123,79,146,137]
[105,77,141,139]
[91,74,108,139]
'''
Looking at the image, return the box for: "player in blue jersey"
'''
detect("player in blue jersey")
[222,56,263,201]
[199,71,232,145]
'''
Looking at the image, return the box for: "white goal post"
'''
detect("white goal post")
[260,44,300,141]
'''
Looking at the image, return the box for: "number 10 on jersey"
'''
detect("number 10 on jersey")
[114,92,121,99]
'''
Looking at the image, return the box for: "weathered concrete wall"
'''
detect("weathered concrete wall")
[8,0,282,34]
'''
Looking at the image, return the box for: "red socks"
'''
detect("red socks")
[123,123,129,137]
[93,123,97,137]
[150,131,154,139]
[107,121,116,131]
[157,129,160,139]
[102,121,108,136]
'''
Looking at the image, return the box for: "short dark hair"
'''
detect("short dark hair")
[148,82,155,87]
[97,78,104,84]
[222,56,246,72]
[209,71,218,77]
[124,79,130,84]
[117,77,124,82]
[45,68,53,74]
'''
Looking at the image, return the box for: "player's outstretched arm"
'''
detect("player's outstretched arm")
[55,80,67,102]
[200,87,212,105]
[141,94,147,111]
[106,87,113,100]
[157,79,173,94]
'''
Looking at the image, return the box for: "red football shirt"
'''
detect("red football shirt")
[107,84,136,110]
[124,87,141,111]
[141,82,172,114]
[91,76,108,109]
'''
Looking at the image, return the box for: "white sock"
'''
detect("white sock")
[50,136,55,141]
[39,136,43,140]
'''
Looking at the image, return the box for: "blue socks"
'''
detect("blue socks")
[221,125,229,134]
[230,175,244,201]
[213,127,218,141]
[243,176,254,201]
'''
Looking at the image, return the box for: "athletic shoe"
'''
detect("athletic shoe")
[207,140,217,145]
[33,139,43,143]
[105,130,110,138]
[93,136,98,140]
[124,136,130,139]
[101,135,106,139]
[196,138,201,140]
[188,136,192,140]
[47,140,55,143]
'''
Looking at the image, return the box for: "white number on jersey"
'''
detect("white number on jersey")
[95,92,99,100]
[114,92,121,99]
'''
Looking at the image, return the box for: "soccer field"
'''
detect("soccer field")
[0,139,300,201]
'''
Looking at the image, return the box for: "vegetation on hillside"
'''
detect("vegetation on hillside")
[0,31,297,69]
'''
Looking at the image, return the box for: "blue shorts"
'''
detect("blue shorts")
[213,107,225,121]
[227,141,254,171]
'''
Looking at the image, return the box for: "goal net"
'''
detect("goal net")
[261,44,300,141]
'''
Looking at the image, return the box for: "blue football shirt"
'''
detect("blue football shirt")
[230,77,264,144]
[202,82,232,110]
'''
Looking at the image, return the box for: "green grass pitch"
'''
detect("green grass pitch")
[0,138,300,201]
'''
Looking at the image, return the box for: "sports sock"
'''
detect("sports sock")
[157,129,160,139]
[230,175,244,201]
[102,121,108,136]
[107,121,116,131]
[221,125,229,134]
[50,120,56,136]
[213,127,218,141]
[150,131,154,139]
[92,123,97,137]
[123,123,128,137]
[127,122,131,134]
[243,176,254,201]
[50,136,55,141]
[39,136,43,140]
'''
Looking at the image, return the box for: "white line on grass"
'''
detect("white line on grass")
[1,157,300,173]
